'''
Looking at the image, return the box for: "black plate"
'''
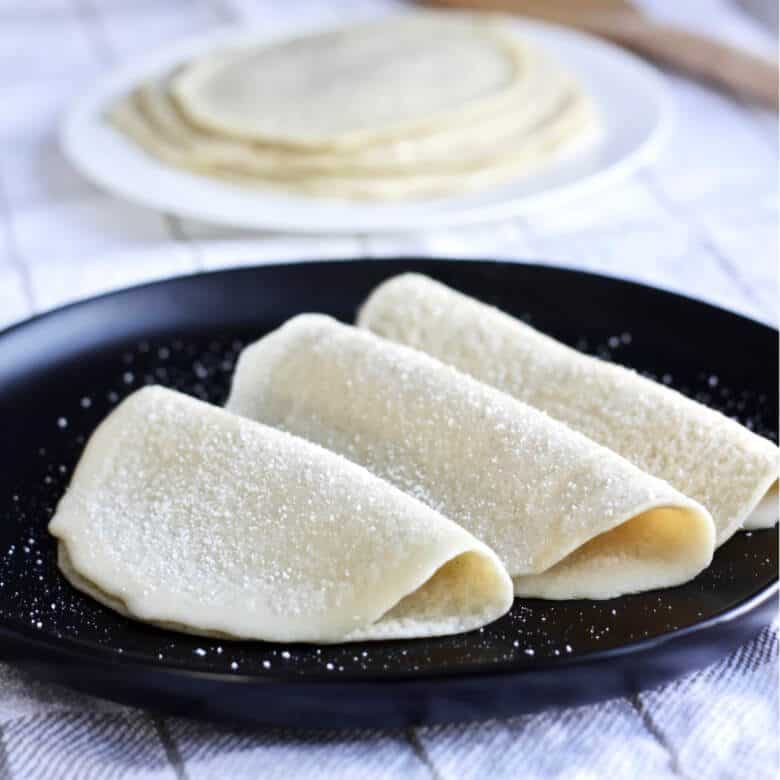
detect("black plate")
[0,259,776,729]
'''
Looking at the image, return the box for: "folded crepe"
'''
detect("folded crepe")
[357,274,779,544]
[49,386,513,643]
[226,315,715,600]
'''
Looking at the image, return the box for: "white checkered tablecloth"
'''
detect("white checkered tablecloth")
[0,1,777,778]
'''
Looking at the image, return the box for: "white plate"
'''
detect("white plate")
[61,18,672,234]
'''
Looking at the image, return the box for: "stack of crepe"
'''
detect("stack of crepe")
[49,275,778,645]
[109,12,599,200]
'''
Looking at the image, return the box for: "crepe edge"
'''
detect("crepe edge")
[512,497,715,600]
[54,537,512,644]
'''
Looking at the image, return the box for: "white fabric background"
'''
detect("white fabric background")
[0,1,777,778]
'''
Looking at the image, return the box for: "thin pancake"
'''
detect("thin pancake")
[357,274,779,543]
[110,88,595,199]
[227,316,715,600]
[124,64,577,177]
[169,13,530,149]
[107,12,600,199]
[49,386,512,643]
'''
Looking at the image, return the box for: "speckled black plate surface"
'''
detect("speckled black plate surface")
[0,259,776,728]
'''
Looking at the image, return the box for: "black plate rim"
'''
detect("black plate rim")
[0,571,776,686]
[0,257,776,688]
[1,256,776,345]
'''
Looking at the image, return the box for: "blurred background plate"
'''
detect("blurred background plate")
[0,259,775,728]
[60,18,672,234]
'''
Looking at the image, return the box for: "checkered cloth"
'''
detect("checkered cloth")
[0,1,776,778]
[0,624,776,779]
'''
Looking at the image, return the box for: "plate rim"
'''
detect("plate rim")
[2,257,775,343]
[59,15,674,234]
[0,257,776,687]
[0,567,775,685]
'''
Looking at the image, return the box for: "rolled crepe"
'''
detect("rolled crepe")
[49,386,513,643]
[357,274,779,544]
[226,316,715,599]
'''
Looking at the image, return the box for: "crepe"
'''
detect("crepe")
[226,316,715,600]
[357,274,779,544]
[169,14,530,149]
[110,88,593,199]
[48,386,513,643]
[116,67,582,178]
[108,12,599,199]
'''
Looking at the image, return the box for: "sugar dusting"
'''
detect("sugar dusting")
[359,275,778,548]
[0,328,775,679]
[229,317,719,597]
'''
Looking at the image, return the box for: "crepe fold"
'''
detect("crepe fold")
[108,12,598,199]
[49,386,512,643]
[357,274,779,545]
[227,316,715,600]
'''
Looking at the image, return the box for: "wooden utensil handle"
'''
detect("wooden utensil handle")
[423,0,779,108]
[583,14,778,108]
